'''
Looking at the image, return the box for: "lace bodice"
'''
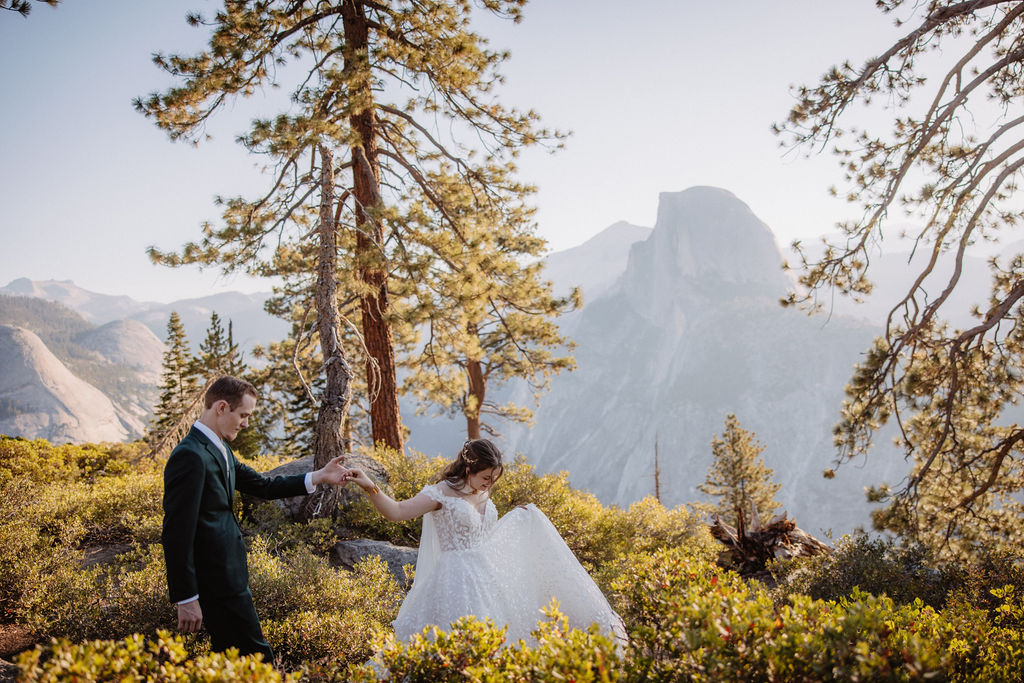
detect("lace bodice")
[420,482,498,552]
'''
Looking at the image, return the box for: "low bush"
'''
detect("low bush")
[243,500,339,555]
[772,533,952,608]
[346,605,624,683]
[16,631,291,682]
[33,469,164,548]
[773,532,1024,618]
[614,546,1024,682]
[0,435,143,486]
[16,543,173,644]
[249,539,404,667]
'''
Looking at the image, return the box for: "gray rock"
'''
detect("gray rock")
[0,324,138,443]
[496,187,907,535]
[332,538,417,584]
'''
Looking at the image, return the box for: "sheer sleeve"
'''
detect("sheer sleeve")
[407,484,442,600]
[419,482,446,504]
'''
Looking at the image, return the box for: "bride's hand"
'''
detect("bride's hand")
[344,468,375,491]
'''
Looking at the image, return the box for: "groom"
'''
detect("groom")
[161,375,350,660]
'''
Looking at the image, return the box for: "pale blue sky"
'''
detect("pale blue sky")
[0,1,903,302]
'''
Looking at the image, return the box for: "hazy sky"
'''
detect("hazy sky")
[0,1,905,302]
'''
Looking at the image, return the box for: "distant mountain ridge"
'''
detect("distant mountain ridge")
[0,278,289,351]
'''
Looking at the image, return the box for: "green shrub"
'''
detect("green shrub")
[347,605,623,683]
[612,545,1024,682]
[773,533,1024,619]
[33,469,164,548]
[17,544,173,644]
[248,539,403,667]
[243,500,339,555]
[15,631,292,682]
[0,479,49,621]
[949,548,1024,624]
[772,534,950,607]
[95,544,177,639]
[0,436,143,486]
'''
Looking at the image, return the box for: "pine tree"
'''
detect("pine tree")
[136,0,564,459]
[150,311,201,444]
[247,335,326,457]
[775,0,1024,555]
[397,171,579,438]
[191,311,263,457]
[698,414,781,528]
[196,312,244,378]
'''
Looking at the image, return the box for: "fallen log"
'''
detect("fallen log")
[709,502,830,581]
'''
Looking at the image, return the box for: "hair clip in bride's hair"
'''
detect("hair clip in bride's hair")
[460,439,474,462]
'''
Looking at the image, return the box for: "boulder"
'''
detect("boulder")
[332,538,418,585]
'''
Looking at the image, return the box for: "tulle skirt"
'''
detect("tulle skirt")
[392,504,624,644]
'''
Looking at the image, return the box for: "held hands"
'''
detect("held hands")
[308,455,379,494]
[311,455,353,487]
[342,468,378,493]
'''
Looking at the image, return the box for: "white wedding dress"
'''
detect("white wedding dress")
[392,482,625,644]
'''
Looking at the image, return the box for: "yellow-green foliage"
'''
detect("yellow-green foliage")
[614,547,1024,682]
[347,605,623,683]
[0,435,143,485]
[773,533,1024,621]
[0,440,167,640]
[18,540,175,643]
[33,468,165,547]
[16,631,292,682]
[248,539,404,667]
[243,501,339,555]
[6,437,1024,682]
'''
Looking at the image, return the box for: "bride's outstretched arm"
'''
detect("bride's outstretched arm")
[343,469,441,521]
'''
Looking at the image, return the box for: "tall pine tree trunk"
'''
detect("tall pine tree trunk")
[343,0,403,453]
[466,356,485,440]
[308,143,353,518]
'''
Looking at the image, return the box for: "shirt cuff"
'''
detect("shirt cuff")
[304,472,315,494]
[178,595,199,605]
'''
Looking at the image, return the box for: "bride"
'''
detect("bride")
[341,439,624,644]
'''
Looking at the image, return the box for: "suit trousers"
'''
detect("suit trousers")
[202,590,274,661]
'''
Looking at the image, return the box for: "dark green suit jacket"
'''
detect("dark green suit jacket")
[161,427,309,602]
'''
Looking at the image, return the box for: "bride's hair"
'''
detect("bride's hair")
[437,439,504,487]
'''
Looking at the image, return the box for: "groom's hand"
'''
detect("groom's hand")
[177,600,203,633]
[311,455,352,486]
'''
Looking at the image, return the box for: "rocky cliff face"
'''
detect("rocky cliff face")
[75,319,164,384]
[0,325,139,443]
[497,187,905,534]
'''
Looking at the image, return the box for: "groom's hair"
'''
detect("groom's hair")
[204,376,259,410]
